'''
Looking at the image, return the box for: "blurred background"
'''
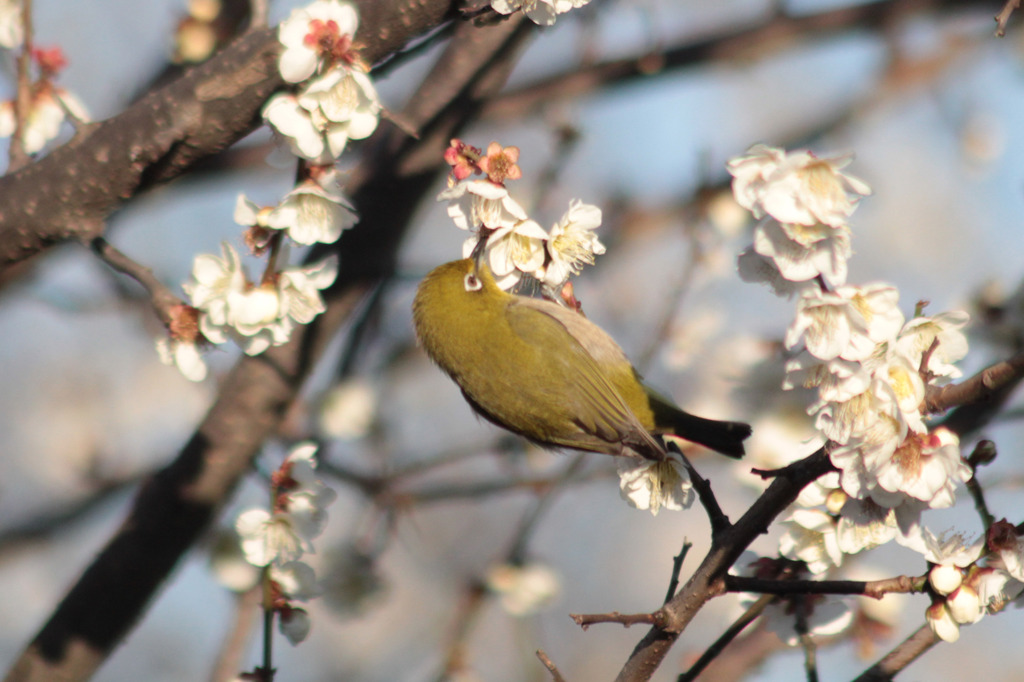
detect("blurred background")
[2,0,1024,680]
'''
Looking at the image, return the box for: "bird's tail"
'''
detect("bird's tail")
[666,410,751,458]
[646,391,751,458]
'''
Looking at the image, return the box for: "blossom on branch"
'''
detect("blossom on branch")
[266,178,359,245]
[490,0,591,26]
[617,449,695,516]
[728,144,871,228]
[541,199,605,288]
[183,242,337,356]
[438,178,529,232]
[277,0,359,83]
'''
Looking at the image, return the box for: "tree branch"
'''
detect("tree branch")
[614,448,834,682]
[0,0,460,275]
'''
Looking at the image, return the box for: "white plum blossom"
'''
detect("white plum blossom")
[617,449,695,515]
[946,584,984,625]
[542,199,606,287]
[183,243,337,356]
[834,496,901,555]
[929,564,963,596]
[318,378,377,440]
[234,193,273,229]
[281,442,338,512]
[736,248,807,297]
[266,179,358,245]
[926,601,961,642]
[473,218,549,289]
[765,597,853,646]
[987,520,1024,582]
[231,254,337,356]
[184,242,248,336]
[0,86,89,154]
[236,442,336,568]
[278,254,338,324]
[752,219,851,288]
[263,92,351,163]
[974,566,1023,611]
[778,508,843,575]
[896,311,970,382]
[485,562,561,616]
[236,508,311,567]
[155,336,208,382]
[0,0,23,49]
[795,471,844,511]
[271,561,322,601]
[490,0,591,25]
[277,0,359,83]
[815,375,903,448]
[901,527,985,568]
[784,353,871,404]
[786,285,903,363]
[870,428,970,508]
[438,178,529,232]
[297,66,380,144]
[727,144,871,227]
[279,607,311,645]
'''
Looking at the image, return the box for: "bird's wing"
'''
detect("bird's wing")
[505,299,663,458]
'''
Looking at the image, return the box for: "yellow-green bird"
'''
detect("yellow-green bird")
[412,259,751,460]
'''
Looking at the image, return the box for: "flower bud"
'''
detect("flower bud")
[947,585,984,625]
[926,602,960,643]
[929,564,963,596]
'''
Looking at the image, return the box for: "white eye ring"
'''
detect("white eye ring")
[464,273,482,292]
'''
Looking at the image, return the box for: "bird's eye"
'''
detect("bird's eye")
[464,273,482,292]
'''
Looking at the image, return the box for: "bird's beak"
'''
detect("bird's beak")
[469,234,487,275]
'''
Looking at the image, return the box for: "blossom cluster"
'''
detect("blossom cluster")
[916,524,1024,642]
[438,139,606,293]
[490,0,592,26]
[263,0,380,164]
[727,143,1024,643]
[0,28,90,155]
[235,442,337,645]
[159,0,376,381]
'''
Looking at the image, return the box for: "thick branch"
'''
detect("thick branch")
[929,351,1024,436]
[0,0,459,274]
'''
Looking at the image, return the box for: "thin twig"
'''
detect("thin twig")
[90,237,184,326]
[571,611,663,630]
[965,440,997,530]
[794,595,818,682]
[681,452,730,535]
[995,0,1021,36]
[678,594,773,682]
[9,0,33,169]
[536,649,568,682]
[724,574,924,599]
[663,540,692,604]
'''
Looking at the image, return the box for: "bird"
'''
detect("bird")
[412,258,751,461]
